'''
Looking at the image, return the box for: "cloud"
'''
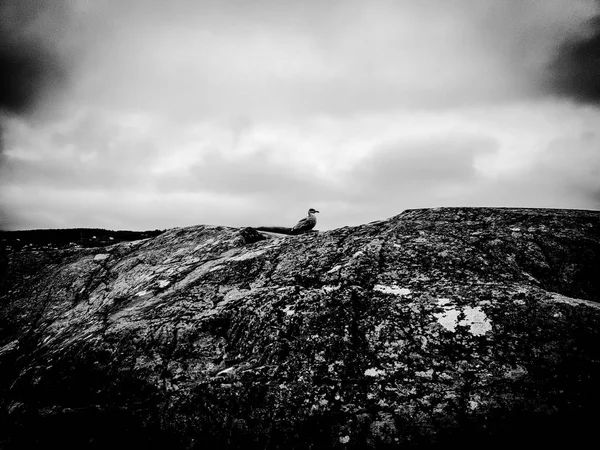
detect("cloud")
[1,1,600,230]
[2,0,598,125]
[156,149,339,198]
[484,131,600,208]
[348,135,497,195]
[547,13,600,104]
[0,110,161,190]
[323,134,496,223]
[2,100,600,231]
[0,0,69,117]
[14,0,594,123]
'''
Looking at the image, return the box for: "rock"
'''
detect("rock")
[0,207,599,449]
[93,253,110,262]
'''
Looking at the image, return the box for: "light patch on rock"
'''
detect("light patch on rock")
[216,367,235,376]
[194,239,215,251]
[0,339,19,356]
[547,292,600,310]
[327,265,342,274]
[135,290,150,297]
[434,299,492,336]
[231,249,267,261]
[523,272,539,283]
[276,286,295,293]
[157,280,170,288]
[322,284,341,293]
[224,288,250,302]
[504,364,528,380]
[434,309,461,332]
[415,369,434,379]
[374,285,411,297]
[93,254,110,261]
[464,307,493,335]
[282,305,295,316]
[364,368,386,377]
[339,436,350,444]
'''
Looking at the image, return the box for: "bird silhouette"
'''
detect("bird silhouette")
[290,208,319,234]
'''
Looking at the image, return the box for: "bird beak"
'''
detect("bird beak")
[315,210,320,213]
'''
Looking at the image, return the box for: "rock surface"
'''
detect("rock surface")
[1,207,599,449]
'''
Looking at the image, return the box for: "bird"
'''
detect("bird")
[290,208,320,235]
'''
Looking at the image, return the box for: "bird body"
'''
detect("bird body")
[291,208,319,234]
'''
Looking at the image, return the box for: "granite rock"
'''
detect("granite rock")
[1,207,599,449]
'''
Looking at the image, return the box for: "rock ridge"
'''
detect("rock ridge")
[1,207,599,449]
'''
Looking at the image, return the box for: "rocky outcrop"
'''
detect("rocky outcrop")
[0,228,164,252]
[1,207,599,449]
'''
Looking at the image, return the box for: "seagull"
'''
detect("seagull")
[290,208,320,234]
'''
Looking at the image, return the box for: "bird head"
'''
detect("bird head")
[308,208,320,214]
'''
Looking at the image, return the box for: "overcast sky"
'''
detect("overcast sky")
[1,0,599,231]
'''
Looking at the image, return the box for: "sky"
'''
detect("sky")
[1,0,599,231]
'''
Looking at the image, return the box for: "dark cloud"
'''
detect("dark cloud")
[0,0,67,116]
[547,12,600,104]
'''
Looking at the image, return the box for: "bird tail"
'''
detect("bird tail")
[254,226,293,235]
